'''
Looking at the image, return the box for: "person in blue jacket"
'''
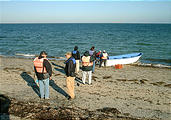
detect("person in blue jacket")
[64,52,76,100]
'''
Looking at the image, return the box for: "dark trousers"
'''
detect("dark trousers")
[99,59,107,67]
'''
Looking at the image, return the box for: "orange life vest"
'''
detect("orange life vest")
[82,56,93,66]
[33,57,47,73]
[101,53,108,59]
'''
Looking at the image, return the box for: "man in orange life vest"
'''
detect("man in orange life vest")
[99,50,108,68]
[82,51,94,85]
[64,52,76,100]
[33,51,52,99]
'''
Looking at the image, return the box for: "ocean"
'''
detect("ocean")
[0,23,171,65]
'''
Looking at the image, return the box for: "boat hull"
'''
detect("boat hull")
[105,53,143,66]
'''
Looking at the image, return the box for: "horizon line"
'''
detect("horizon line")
[0,22,171,24]
[1,0,171,1]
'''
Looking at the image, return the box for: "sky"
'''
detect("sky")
[0,0,171,23]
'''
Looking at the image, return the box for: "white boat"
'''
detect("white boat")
[106,53,143,66]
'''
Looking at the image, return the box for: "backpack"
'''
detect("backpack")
[72,50,77,54]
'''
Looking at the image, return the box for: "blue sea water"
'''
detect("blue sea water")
[0,23,171,65]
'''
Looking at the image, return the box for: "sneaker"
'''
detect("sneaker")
[67,96,71,100]
[77,83,80,86]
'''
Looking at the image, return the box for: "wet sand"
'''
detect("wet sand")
[0,56,171,120]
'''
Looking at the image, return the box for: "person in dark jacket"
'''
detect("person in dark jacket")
[33,51,52,99]
[72,46,80,73]
[89,46,96,73]
[82,51,94,85]
[64,52,76,100]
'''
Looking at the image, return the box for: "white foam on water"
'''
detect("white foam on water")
[15,53,35,57]
[131,61,171,69]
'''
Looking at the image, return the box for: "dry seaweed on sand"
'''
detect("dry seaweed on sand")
[0,95,154,120]
[3,67,25,72]
[116,79,148,84]
[54,73,61,76]
[116,79,127,82]
[92,76,98,81]
[150,81,166,86]
[97,107,121,115]
[103,76,112,79]
[164,84,171,88]
[139,80,145,84]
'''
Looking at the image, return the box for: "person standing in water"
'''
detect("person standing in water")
[82,51,94,85]
[89,46,96,73]
[99,50,108,68]
[33,51,52,99]
[72,46,80,74]
[64,52,76,100]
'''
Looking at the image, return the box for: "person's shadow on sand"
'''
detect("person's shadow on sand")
[20,72,40,97]
[49,80,69,98]
[52,62,85,85]
[0,94,11,120]
[52,62,66,75]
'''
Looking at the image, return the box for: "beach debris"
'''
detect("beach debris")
[3,67,26,73]
[164,84,171,88]
[0,94,155,120]
[150,81,171,88]
[140,79,145,84]
[116,79,149,84]
[103,76,112,79]
[128,79,139,82]
[150,81,166,86]
[92,76,98,81]
[97,107,121,115]
[116,79,127,82]
[54,73,61,76]
[77,83,80,86]
[116,79,138,82]
[107,80,115,83]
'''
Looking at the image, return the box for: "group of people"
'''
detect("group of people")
[33,46,108,100]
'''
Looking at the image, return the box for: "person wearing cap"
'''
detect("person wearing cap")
[99,50,108,68]
[82,51,94,85]
[64,52,76,100]
[33,51,52,99]
[72,46,80,74]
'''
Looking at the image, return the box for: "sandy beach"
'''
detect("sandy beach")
[0,56,171,120]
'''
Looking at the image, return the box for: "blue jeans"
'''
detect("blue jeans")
[38,78,49,99]
[92,61,95,73]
